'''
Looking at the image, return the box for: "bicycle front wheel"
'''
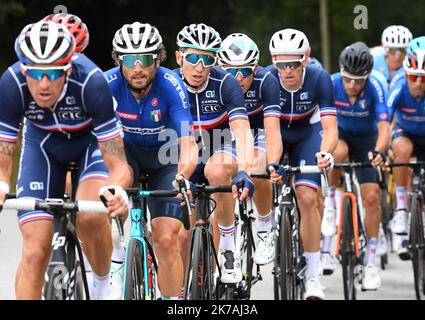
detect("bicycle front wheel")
[340,196,357,300]
[123,238,145,300]
[409,194,425,300]
[274,206,295,300]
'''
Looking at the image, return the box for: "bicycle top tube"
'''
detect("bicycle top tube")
[1,198,109,214]
[126,188,179,199]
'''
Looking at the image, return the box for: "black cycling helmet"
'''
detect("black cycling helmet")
[339,41,373,76]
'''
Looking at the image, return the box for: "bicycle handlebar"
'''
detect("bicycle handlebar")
[2,198,109,213]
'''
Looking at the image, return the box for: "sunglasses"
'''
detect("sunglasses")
[119,54,157,68]
[406,73,425,83]
[274,60,303,70]
[341,70,369,84]
[223,66,255,78]
[21,64,70,81]
[388,48,407,55]
[181,52,217,68]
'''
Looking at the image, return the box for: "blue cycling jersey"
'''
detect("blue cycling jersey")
[104,66,192,151]
[371,46,405,87]
[173,66,248,130]
[332,72,389,135]
[236,66,281,130]
[0,53,121,143]
[265,65,336,128]
[387,79,425,136]
[307,57,323,70]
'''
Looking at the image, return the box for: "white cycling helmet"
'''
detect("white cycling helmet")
[381,25,412,49]
[15,20,75,65]
[112,22,163,54]
[217,33,259,66]
[269,28,310,58]
[176,23,221,52]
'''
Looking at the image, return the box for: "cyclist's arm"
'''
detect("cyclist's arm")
[177,135,197,179]
[85,70,132,188]
[0,142,15,187]
[320,115,338,154]
[0,67,24,199]
[98,136,132,188]
[165,71,198,179]
[231,119,254,172]
[223,74,254,172]
[371,76,391,153]
[264,117,282,164]
[375,121,391,153]
[317,70,338,154]
[262,72,282,164]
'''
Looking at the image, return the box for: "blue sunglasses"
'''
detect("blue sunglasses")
[224,67,255,78]
[181,52,217,67]
[21,64,70,81]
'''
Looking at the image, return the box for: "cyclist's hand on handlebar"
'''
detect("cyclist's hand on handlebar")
[368,150,386,168]
[231,170,254,201]
[99,185,129,218]
[267,163,284,184]
[315,151,334,171]
[172,173,193,207]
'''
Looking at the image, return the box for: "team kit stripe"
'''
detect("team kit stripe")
[295,179,319,190]
[96,127,122,142]
[18,211,53,226]
[32,119,93,132]
[79,172,109,183]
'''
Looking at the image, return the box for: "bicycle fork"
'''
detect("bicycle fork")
[123,208,153,300]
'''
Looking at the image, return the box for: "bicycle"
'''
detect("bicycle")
[1,196,108,300]
[256,163,325,300]
[182,183,233,300]
[334,161,373,300]
[233,195,263,300]
[387,160,425,300]
[122,185,181,300]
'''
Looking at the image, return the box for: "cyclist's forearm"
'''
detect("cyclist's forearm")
[0,141,15,184]
[177,135,198,178]
[99,137,132,187]
[375,122,391,153]
[231,119,254,173]
[320,116,338,153]
[264,118,282,164]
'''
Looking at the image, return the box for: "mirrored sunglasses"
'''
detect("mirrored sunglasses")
[182,52,217,68]
[224,66,255,78]
[119,54,157,68]
[275,60,303,70]
[21,64,70,81]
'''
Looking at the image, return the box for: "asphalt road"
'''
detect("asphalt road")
[0,208,417,300]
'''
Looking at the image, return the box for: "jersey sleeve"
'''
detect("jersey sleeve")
[0,68,24,143]
[369,76,389,123]
[83,69,122,142]
[387,82,404,121]
[163,72,193,138]
[317,70,337,117]
[221,74,248,122]
[261,72,281,118]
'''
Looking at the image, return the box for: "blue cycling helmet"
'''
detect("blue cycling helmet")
[404,36,425,74]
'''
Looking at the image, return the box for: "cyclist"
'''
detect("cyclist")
[0,21,130,299]
[387,37,425,259]
[370,25,413,89]
[217,33,282,266]
[323,42,390,290]
[174,23,255,284]
[105,22,197,300]
[266,28,338,299]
